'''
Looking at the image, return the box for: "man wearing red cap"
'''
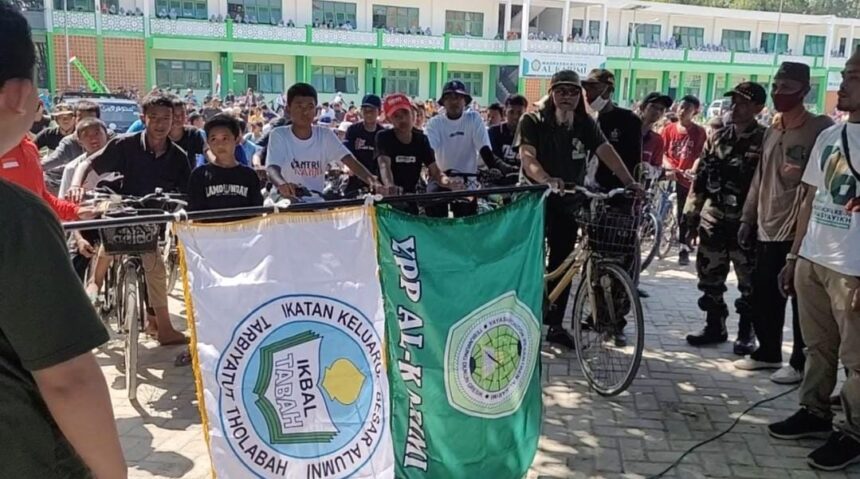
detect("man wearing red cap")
[376,93,462,213]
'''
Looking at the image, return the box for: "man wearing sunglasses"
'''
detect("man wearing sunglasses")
[516,70,642,349]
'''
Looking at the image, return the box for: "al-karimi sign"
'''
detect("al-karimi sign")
[520,52,607,78]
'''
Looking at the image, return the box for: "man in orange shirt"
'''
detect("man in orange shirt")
[0,136,91,221]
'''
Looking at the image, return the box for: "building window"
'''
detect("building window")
[445,10,483,37]
[673,26,704,49]
[373,5,419,31]
[154,0,207,19]
[312,66,358,94]
[227,0,281,24]
[312,1,356,27]
[634,78,657,102]
[571,20,600,40]
[35,41,49,89]
[233,63,284,94]
[155,60,212,91]
[760,32,789,54]
[588,20,601,40]
[382,69,419,96]
[803,35,826,56]
[446,71,482,97]
[721,29,750,52]
[628,23,661,46]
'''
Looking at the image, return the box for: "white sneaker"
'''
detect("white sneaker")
[733,357,782,371]
[770,365,803,384]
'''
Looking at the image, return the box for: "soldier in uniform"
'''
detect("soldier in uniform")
[684,82,767,354]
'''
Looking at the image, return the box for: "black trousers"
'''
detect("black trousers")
[545,196,579,327]
[751,241,805,369]
[676,183,690,246]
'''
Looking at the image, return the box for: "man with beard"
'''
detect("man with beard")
[734,62,834,385]
[515,70,643,349]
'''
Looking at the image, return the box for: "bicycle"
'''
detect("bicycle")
[82,189,187,400]
[655,180,679,260]
[544,186,644,396]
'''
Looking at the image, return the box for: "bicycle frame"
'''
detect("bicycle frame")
[545,244,589,304]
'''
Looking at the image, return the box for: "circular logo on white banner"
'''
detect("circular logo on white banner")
[444,292,540,418]
[217,294,385,478]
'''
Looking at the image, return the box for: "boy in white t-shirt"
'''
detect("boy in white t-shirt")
[266,83,390,200]
[423,80,496,217]
[768,50,860,471]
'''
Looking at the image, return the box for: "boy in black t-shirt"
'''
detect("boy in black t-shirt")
[376,93,462,214]
[487,94,528,184]
[188,113,264,212]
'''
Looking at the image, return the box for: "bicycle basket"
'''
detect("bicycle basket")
[577,209,641,255]
[99,208,162,255]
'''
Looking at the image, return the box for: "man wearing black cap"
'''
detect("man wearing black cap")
[516,69,642,348]
[344,94,384,196]
[684,82,766,353]
[638,92,673,168]
[424,79,497,217]
[582,69,643,192]
[734,62,834,383]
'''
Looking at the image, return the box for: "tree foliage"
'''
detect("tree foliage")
[651,0,860,18]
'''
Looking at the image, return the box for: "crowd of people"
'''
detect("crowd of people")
[2,1,860,476]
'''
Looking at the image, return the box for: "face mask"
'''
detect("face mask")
[772,92,805,113]
[589,96,608,113]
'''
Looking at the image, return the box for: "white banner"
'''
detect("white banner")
[176,208,394,479]
[520,52,607,78]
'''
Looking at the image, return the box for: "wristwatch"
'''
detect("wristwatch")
[786,253,799,261]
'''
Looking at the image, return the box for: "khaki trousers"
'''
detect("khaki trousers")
[96,247,168,309]
[796,257,860,438]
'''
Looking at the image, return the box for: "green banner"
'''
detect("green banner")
[376,193,545,479]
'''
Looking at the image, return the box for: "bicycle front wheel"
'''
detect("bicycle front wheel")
[639,213,660,272]
[572,261,644,396]
[120,262,144,401]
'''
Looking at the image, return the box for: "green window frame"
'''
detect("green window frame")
[227,0,282,24]
[155,59,212,90]
[634,79,658,103]
[803,35,826,56]
[760,32,789,54]
[233,63,284,94]
[445,10,483,37]
[154,0,207,19]
[673,26,704,49]
[54,0,118,12]
[372,5,419,31]
[721,29,751,52]
[628,23,661,46]
[446,71,482,97]
[312,66,359,94]
[382,69,419,97]
[312,0,356,26]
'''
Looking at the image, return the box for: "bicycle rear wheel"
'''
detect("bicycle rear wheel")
[120,262,144,401]
[639,213,660,272]
[572,261,644,396]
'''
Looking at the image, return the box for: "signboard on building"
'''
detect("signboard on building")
[520,52,607,78]
[828,71,842,92]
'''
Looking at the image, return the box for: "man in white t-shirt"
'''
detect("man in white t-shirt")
[266,83,388,200]
[424,80,496,217]
[768,50,860,471]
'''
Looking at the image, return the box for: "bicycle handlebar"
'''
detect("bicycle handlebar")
[562,185,629,200]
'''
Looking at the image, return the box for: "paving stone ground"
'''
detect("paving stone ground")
[99,254,858,479]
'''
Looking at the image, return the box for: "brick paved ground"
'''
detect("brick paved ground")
[99,255,857,479]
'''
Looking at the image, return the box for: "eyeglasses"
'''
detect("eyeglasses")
[552,86,581,97]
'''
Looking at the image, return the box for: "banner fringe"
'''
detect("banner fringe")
[177,236,218,479]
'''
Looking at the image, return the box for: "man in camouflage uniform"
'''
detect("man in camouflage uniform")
[684,82,767,354]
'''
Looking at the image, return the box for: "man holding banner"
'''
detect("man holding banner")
[516,69,642,348]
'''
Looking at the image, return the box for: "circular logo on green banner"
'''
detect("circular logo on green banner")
[444,292,540,418]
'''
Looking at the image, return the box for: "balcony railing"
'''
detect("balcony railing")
[733,52,774,65]
[639,47,685,61]
[101,14,144,33]
[53,10,96,29]
[233,23,304,42]
[311,28,376,46]
[382,33,445,50]
[687,50,732,63]
[150,18,226,37]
